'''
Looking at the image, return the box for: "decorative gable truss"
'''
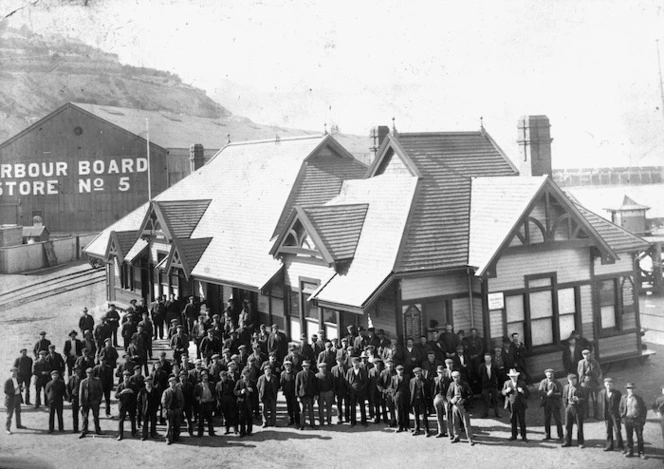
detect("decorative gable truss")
[164,237,213,280]
[271,207,331,263]
[105,230,138,263]
[503,180,618,263]
[137,203,172,242]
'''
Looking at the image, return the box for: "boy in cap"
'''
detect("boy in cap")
[502,368,529,442]
[538,368,563,440]
[561,373,587,448]
[162,376,184,444]
[45,370,66,433]
[619,382,647,458]
[4,367,25,434]
[598,377,624,451]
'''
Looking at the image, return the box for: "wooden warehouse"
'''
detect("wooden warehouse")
[85,116,650,375]
[0,102,227,232]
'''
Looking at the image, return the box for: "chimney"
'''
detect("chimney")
[189,144,205,172]
[370,125,391,156]
[517,115,552,177]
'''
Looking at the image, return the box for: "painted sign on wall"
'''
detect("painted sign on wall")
[0,157,148,196]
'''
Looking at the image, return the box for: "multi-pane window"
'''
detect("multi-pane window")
[557,288,577,340]
[599,279,617,330]
[505,295,525,342]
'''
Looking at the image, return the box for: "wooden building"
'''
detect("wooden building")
[85,116,651,375]
[0,102,226,232]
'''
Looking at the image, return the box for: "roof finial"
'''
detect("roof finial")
[323,123,328,135]
[391,117,398,136]
[227,133,231,144]
[480,116,484,130]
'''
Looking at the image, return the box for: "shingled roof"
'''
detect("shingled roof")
[574,203,651,253]
[155,200,211,239]
[388,131,517,273]
[303,204,369,261]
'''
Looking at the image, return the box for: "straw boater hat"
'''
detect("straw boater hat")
[507,368,520,377]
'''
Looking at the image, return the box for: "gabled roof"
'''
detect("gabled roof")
[124,238,149,263]
[468,176,620,275]
[468,176,548,274]
[154,200,211,239]
[303,204,369,262]
[392,131,518,273]
[574,203,650,253]
[167,237,213,279]
[105,230,139,262]
[311,173,418,310]
[84,203,149,259]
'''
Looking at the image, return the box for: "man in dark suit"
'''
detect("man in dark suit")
[598,377,624,451]
[216,371,238,434]
[193,371,216,437]
[409,367,430,436]
[257,365,279,427]
[295,360,317,430]
[346,357,369,427]
[105,304,121,347]
[538,368,563,440]
[502,368,530,442]
[330,357,348,424]
[45,345,65,378]
[181,296,198,335]
[234,369,255,437]
[478,352,501,418]
[137,377,161,440]
[162,376,184,444]
[4,367,25,434]
[619,382,647,459]
[403,338,422,376]
[318,341,336,371]
[79,307,94,336]
[377,359,396,427]
[452,344,472,385]
[79,367,103,437]
[392,364,410,432]
[32,350,51,408]
[315,362,335,426]
[33,331,51,359]
[66,365,83,433]
[13,349,32,406]
[562,373,587,448]
[63,330,83,377]
[45,370,66,433]
[170,325,189,365]
[432,365,451,438]
[115,370,138,441]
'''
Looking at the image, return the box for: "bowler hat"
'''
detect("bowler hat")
[68,330,78,337]
[625,382,636,389]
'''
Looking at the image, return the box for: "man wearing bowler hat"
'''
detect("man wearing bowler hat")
[502,368,529,442]
[63,330,83,377]
[619,382,647,459]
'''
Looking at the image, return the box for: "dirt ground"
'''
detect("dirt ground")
[1,267,663,469]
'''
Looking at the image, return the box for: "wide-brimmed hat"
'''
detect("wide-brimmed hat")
[68,330,78,337]
[625,382,636,389]
[507,368,520,377]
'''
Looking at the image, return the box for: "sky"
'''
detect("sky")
[4,0,664,168]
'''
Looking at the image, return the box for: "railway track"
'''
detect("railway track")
[0,267,105,312]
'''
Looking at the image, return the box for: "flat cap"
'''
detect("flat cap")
[544,368,555,374]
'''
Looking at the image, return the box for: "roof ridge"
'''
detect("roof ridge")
[399,131,483,137]
[224,134,324,147]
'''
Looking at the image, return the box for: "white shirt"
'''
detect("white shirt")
[12,377,21,395]
[485,364,491,379]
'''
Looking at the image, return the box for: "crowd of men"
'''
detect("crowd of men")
[3,294,663,460]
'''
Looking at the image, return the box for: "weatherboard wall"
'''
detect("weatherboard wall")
[0,104,168,232]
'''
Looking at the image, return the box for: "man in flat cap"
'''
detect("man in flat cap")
[4,367,25,434]
[66,365,83,433]
[577,348,601,419]
[502,368,530,442]
[619,382,647,459]
[479,352,501,418]
[315,362,335,426]
[216,371,238,434]
[115,370,137,440]
[346,357,368,427]
[193,371,216,436]
[79,366,103,437]
[105,303,121,347]
[13,349,32,406]
[377,359,396,427]
[538,368,563,440]
[162,376,184,444]
[330,357,349,424]
[597,377,624,451]
[181,295,197,336]
[367,357,384,423]
[32,350,51,408]
[432,365,450,437]
[392,364,410,432]
[257,365,279,428]
[45,370,66,433]
[63,330,83,377]
[170,324,190,365]
[410,367,430,436]
[33,331,51,359]
[46,344,65,378]
[234,369,255,437]
[138,377,160,440]
[296,360,318,430]
[561,373,587,448]
[79,307,94,337]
